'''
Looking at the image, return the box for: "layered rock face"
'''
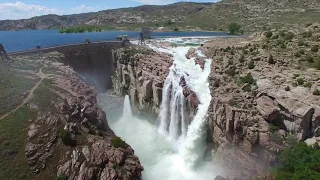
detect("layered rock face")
[203,27,320,178]
[112,48,172,115]
[20,52,143,180]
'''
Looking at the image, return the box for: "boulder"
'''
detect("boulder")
[256,96,279,122]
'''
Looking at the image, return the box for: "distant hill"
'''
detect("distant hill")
[0,1,319,32]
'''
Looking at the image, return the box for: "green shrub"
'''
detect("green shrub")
[239,73,255,85]
[243,49,249,55]
[226,68,236,77]
[262,44,268,49]
[305,55,314,63]
[294,51,301,57]
[314,59,320,70]
[280,42,286,49]
[271,34,279,39]
[239,54,245,63]
[265,31,273,38]
[59,130,76,147]
[311,45,319,52]
[284,32,294,40]
[299,49,305,55]
[270,132,283,145]
[285,85,290,91]
[313,89,320,96]
[286,134,298,146]
[298,40,305,46]
[111,137,126,148]
[228,22,242,34]
[167,20,174,26]
[297,78,305,86]
[268,55,275,64]
[242,84,252,92]
[248,61,255,69]
[304,82,312,88]
[273,142,320,180]
[293,73,300,77]
[269,124,279,133]
[173,27,179,32]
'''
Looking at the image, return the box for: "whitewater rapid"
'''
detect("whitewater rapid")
[98,38,220,180]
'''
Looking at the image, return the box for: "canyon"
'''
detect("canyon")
[1,22,320,180]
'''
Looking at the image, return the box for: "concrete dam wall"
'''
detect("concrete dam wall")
[9,41,125,91]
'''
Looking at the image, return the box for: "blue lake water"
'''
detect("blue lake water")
[0,30,229,52]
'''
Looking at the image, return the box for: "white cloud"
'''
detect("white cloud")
[71,5,108,14]
[0,1,59,20]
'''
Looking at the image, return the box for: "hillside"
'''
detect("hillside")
[0,0,319,32]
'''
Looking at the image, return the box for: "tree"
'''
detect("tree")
[228,23,242,34]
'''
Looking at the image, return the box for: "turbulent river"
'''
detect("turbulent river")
[98,38,222,180]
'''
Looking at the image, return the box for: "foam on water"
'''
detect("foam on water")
[99,38,220,180]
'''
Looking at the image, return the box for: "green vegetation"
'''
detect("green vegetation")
[313,58,320,70]
[285,85,290,91]
[111,137,126,148]
[273,143,320,180]
[268,55,275,64]
[297,78,304,86]
[298,40,305,46]
[270,132,283,145]
[271,34,279,39]
[313,89,320,96]
[239,54,245,63]
[226,67,236,77]
[0,107,35,179]
[228,22,242,34]
[286,134,298,146]
[167,20,174,26]
[239,73,255,85]
[59,25,114,33]
[311,45,319,52]
[284,32,295,40]
[59,130,76,147]
[265,31,273,38]
[248,61,255,69]
[0,65,36,117]
[269,124,279,133]
[304,55,314,63]
[304,82,312,88]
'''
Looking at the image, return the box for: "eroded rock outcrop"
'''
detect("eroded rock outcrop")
[22,52,143,180]
[112,48,171,115]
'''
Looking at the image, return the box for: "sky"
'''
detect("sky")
[0,0,219,20]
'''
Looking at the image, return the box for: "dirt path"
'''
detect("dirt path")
[0,67,50,121]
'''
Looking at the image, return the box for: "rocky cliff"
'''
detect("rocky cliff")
[111,24,320,179]
[0,51,143,180]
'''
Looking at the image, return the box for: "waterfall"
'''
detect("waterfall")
[157,46,212,167]
[100,38,218,180]
[123,95,133,118]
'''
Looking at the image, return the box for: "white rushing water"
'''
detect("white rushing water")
[98,38,221,180]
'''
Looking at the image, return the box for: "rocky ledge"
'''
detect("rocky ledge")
[111,24,320,179]
[11,52,143,179]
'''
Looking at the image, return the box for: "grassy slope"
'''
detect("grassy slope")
[0,54,67,179]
